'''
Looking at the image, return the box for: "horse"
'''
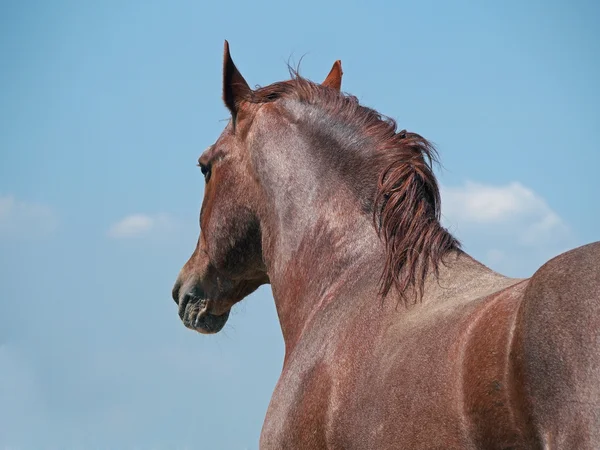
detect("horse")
[171,41,600,449]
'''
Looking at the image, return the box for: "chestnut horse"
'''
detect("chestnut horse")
[172,42,600,449]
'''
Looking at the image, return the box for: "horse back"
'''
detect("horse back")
[513,241,600,448]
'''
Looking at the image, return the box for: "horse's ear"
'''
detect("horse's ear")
[222,40,251,122]
[322,60,343,90]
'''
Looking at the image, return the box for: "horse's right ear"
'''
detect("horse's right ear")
[222,40,251,123]
[322,60,343,90]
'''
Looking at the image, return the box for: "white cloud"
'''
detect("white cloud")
[0,194,58,238]
[107,213,175,239]
[441,181,571,247]
[440,181,574,277]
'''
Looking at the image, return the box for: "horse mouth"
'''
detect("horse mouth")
[179,294,230,334]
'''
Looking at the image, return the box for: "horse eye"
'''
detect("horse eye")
[198,163,211,181]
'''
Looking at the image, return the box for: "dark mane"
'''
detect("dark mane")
[244,74,461,303]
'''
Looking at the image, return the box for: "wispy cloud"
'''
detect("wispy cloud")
[107,213,176,239]
[0,194,58,238]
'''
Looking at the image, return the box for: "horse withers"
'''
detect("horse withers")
[172,41,600,449]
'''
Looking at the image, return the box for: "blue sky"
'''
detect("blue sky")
[0,1,598,448]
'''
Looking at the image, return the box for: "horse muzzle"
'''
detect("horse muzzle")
[172,283,230,334]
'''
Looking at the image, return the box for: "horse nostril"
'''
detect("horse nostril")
[178,293,193,320]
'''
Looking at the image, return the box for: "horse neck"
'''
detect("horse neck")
[260,187,385,352]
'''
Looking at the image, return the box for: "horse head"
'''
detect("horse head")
[171,41,344,334]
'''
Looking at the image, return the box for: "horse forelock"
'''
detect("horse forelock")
[241,74,461,304]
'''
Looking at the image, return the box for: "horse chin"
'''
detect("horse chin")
[191,309,230,334]
[180,296,230,334]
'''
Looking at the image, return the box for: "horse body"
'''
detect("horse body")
[263,243,600,449]
[172,42,600,449]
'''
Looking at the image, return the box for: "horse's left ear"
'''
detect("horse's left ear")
[322,60,343,90]
[222,40,251,123]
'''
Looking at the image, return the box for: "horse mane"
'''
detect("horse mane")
[243,73,461,303]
